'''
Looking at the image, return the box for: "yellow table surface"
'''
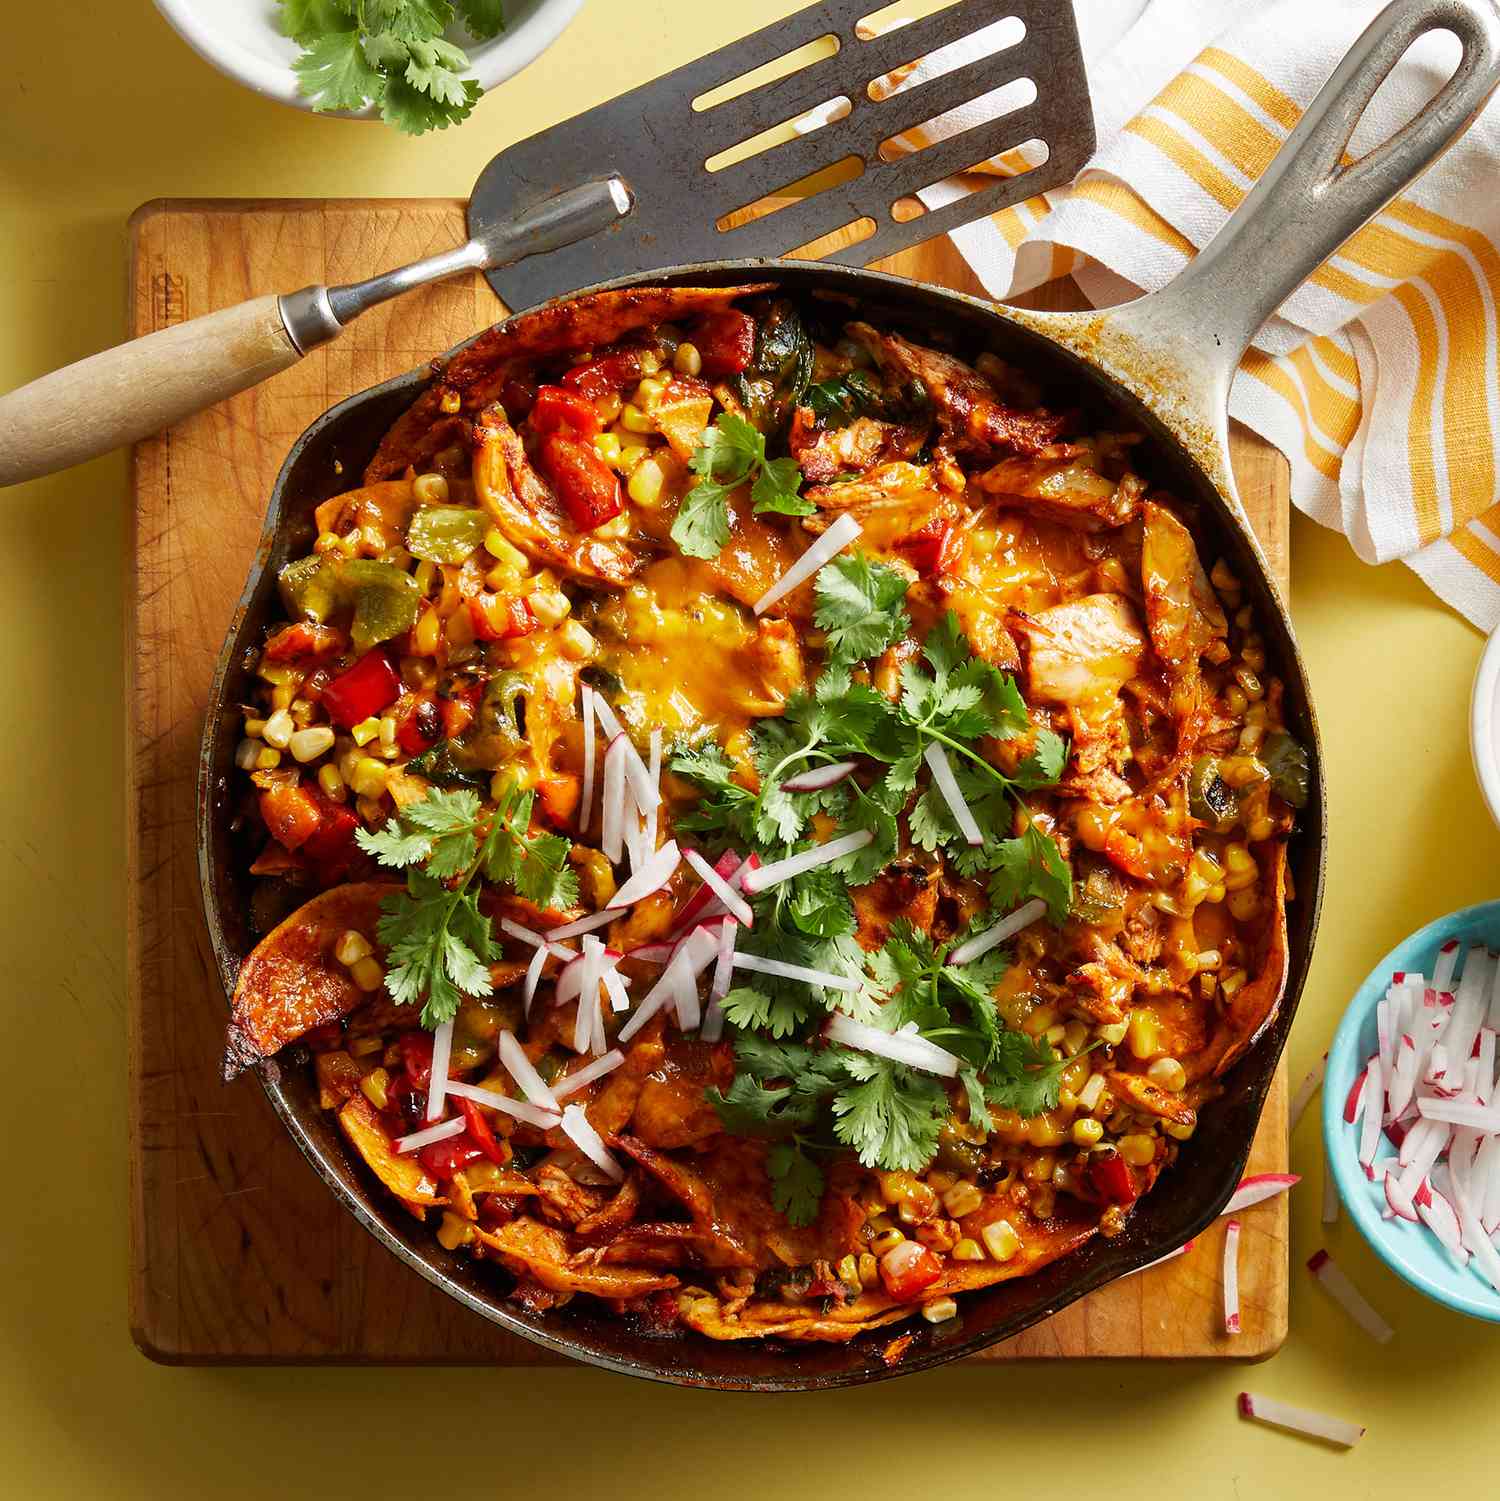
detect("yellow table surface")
[4,3,1497,1495]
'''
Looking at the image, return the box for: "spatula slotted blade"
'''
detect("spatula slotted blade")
[471,0,1093,309]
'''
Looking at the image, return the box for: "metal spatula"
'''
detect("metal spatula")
[0,0,1092,488]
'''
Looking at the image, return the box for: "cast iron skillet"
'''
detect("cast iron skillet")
[196,0,1496,1387]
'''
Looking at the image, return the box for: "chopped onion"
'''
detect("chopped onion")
[1306,1249,1393,1342]
[1222,1173,1299,1216]
[547,908,617,942]
[601,735,627,862]
[425,1018,455,1123]
[589,695,660,811]
[1119,1238,1195,1279]
[922,743,983,846]
[443,1078,561,1129]
[683,848,754,926]
[1237,1392,1364,1448]
[947,898,1048,968]
[1287,1054,1326,1137]
[579,683,596,834]
[1416,1098,1500,1131]
[781,759,859,793]
[751,512,861,616]
[608,839,681,909]
[560,1103,624,1182]
[394,1116,467,1154]
[1222,1219,1241,1334]
[552,1050,626,1102]
[522,942,548,1016]
[741,829,874,895]
[497,1029,560,1111]
[826,1013,960,1077]
[734,950,860,994]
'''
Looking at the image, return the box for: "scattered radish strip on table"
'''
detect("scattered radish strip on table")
[751,512,861,616]
[1306,1250,1394,1342]
[1237,1393,1364,1448]
[1222,1220,1241,1334]
[1287,1054,1326,1136]
[1222,1174,1299,1215]
[1118,1238,1195,1279]
[1321,1154,1339,1224]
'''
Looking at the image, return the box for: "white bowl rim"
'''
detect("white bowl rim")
[1470,622,1500,832]
[152,0,583,117]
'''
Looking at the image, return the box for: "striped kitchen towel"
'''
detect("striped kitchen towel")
[820,0,1500,629]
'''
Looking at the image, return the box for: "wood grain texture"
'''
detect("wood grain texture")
[128,199,1289,1365]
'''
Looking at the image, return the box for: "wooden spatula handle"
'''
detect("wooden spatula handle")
[0,295,301,487]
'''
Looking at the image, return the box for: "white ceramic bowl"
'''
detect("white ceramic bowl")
[153,0,582,117]
[1471,623,1500,829]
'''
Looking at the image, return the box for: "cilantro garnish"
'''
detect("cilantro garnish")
[813,551,911,669]
[278,0,504,135]
[670,411,812,559]
[355,782,576,1026]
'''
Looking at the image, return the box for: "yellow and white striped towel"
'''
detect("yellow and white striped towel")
[828,0,1500,629]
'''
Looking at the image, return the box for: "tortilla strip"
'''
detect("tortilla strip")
[337,1093,446,1221]
[223,881,399,1079]
[472,1216,679,1299]
[675,1287,908,1343]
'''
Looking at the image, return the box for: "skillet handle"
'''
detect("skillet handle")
[1107,0,1500,382]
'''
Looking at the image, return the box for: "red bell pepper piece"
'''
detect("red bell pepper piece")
[396,693,443,756]
[1085,1149,1139,1204]
[457,1096,508,1164]
[258,783,323,852]
[560,348,646,401]
[530,384,603,439]
[418,1133,485,1181]
[537,434,624,530]
[398,1032,434,1090]
[690,309,755,377]
[467,591,536,643]
[300,790,359,872]
[894,518,960,577]
[262,622,347,662]
[320,649,402,728]
[878,1240,943,1301]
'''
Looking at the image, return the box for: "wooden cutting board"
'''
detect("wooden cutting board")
[127,199,1290,1364]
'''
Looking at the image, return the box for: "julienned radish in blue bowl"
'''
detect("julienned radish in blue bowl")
[1325,901,1500,1323]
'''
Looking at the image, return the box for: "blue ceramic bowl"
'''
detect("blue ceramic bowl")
[1325,900,1500,1323]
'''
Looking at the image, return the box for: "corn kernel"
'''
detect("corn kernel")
[618,403,653,434]
[243,716,267,738]
[349,1035,383,1058]
[1095,1020,1128,1047]
[1238,724,1265,754]
[1127,1008,1163,1060]
[594,391,624,425]
[637,348,663,375]
[254,747,282,770]
[628,457,666,508]
[234,739,260,771]
[335,929,373,966]
[439,390,462,414]
[1220,967,1248,998]
[836,1253,862,1296]
[1147,1056,1187,1092]
[289,726,336,764]
[360,1067,390,1109]
[1077,1072,1107,1112]
[528,590,572,626]
[558,622,596,661]
[1072,1117,1104,1146]
[615,442,649,473]
[951,1237,984,1262]
[350,757,389,798]
[1222,842,1257,891]
[1119,1133,1157,1167]
[1165,1119,1198,1141]
[1242,642,1266,672]
[483,528,528,571]
[858,1252,879,1288]
[673,341,702,377]
[289,697,316,728]
[921,1297,958,1325]
[378,716,398,750]
[870,1228,906,1255]
[1224,684,1249,715]
[1227,885,1261,922]
[981,1219,1020,1262]
[350,956,385,993]
[1062,1021,1089,1057]
[594,432,623,466]
[941,1181,983,1219]
[262,708,295,749]
[351,717,381,747]
[413,473,449,505]
[633,376,667,410]
[1044,1023,1067,1048]
[412,607,441,657]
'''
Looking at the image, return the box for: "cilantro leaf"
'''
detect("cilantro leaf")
[381,73,481,133]
[983,1035,1074,1117]
[455,0,507,37]
[670,479,733,559]
[767,1139,826,1226]
[279,0,353,43]
[751,457,814,516]
[1013,727,1068,789]
[831,1054,947,1172]
[403,35,472,109]
[987,824,1073,924]
[293,29,386,111]
[814,551,911,667]
[719,984,809,1040]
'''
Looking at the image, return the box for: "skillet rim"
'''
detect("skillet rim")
[196,257,1325,1388]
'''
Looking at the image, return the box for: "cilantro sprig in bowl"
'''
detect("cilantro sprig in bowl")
[153,0,582,132]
